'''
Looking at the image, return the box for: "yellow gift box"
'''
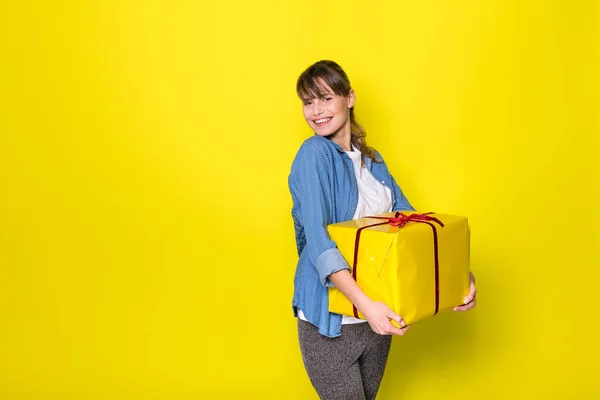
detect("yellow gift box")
[328,211,471,326]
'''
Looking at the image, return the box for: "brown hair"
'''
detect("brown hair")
[296,60,381,165]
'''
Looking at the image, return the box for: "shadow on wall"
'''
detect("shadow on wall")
[379,252,512,399]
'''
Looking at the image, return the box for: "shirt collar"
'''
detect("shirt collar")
[327,138,345,153]
[320,135,373,170]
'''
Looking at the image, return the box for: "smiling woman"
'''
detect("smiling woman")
[296,61,380,166]
[288,60,477,399]
[299,80,355,139]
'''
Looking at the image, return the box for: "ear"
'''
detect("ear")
[347,89,356,108]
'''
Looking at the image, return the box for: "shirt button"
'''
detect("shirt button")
[381,181,385,184]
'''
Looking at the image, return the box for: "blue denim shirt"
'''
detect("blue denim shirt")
[288,135,415,337]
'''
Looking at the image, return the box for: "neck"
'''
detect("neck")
[330,121,352,151]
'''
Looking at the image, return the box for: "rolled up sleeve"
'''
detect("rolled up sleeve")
[315,248,350,287]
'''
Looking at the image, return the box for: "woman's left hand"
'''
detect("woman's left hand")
[453,272,477,312]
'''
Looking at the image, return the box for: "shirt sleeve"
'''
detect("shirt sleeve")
[293,143,350,287]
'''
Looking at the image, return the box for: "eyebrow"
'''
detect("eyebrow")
[301,93,334,102]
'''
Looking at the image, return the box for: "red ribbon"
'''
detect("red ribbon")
[350,212,444,319]
[366,212,444,229]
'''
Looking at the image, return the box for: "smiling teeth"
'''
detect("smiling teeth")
[315,118,331,124]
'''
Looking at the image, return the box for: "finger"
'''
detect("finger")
[386,309,404,326]
[454,299,476,312]
[368,324,383,335]
[390,318,407,329]
[470,281,477,296]
[387,324,410,336]
[464,286,477,305]
[454,301,472,311]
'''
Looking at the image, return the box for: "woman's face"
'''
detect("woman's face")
[301,81,355,138]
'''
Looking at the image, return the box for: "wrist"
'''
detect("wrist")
[354,294,373,314]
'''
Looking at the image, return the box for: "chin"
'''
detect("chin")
[313,126,342,138]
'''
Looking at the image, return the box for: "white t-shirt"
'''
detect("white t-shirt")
[298,145,393,325]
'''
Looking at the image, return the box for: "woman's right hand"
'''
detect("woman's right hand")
[328,269,409,336]
[361,300,409,336]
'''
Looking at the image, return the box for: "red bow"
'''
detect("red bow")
[366,212,444,228]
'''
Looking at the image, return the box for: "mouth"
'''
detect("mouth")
[313,117,332,127]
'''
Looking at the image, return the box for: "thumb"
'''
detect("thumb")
[386,309,404,326]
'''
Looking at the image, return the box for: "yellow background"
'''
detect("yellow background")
[1,1,599,398]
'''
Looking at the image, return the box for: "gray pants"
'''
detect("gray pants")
[298,319,392,400]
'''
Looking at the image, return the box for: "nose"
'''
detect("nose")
[312,101,324,117]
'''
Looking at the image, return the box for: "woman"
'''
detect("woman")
[288,60,477,400]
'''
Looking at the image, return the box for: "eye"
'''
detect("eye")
[303,101,312,106]
[324,97,333,101]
